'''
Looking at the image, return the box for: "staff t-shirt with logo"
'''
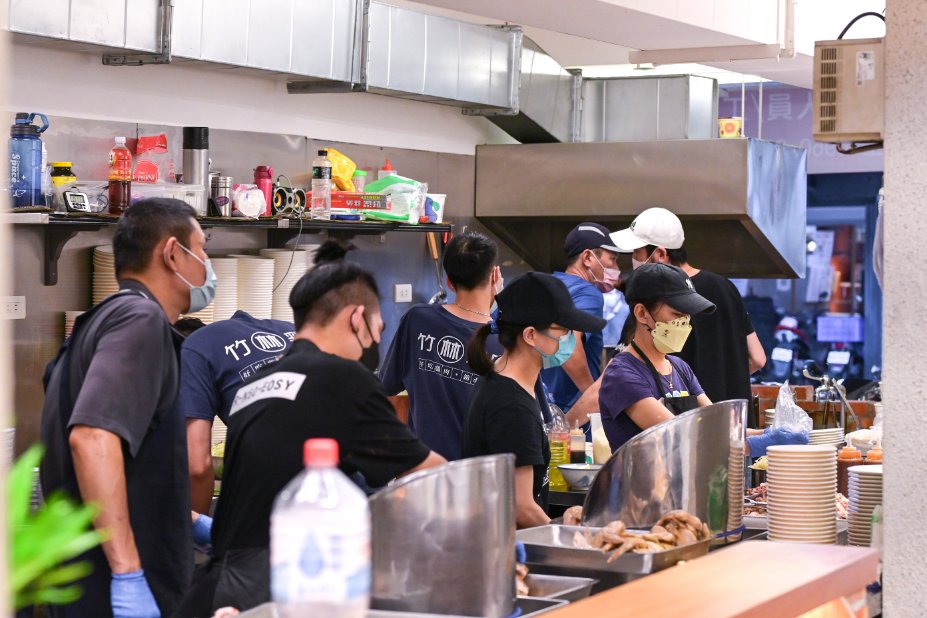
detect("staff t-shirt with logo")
[176,311,296,424]
[380,304,500,461]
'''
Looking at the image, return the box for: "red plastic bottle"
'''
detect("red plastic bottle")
[254,165,274,217]
[108,136,132,215]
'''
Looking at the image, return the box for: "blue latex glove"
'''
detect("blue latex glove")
[192,513,213,555]
[111,569,160,618]
[515,540,526,564]
[748,427,810,458]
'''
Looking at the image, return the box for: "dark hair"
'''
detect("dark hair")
[645,244,688,266]
[621,297,664,345]
[113,198,197,277]
[467,318,552,375]
[443,232,498,290]
[174,317,207,338]
[313,239,355,265]
[290,242,379,330]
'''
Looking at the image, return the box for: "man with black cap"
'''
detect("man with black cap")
[610,208,766,403]
[543,223,620,414]
[463,272,606,528]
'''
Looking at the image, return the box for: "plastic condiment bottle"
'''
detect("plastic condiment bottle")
[548,428,570,492]
[837,445,863,496]
[352,169,367,192]
[378,158,397,180]
[864,446,883,464]
[271,438,370,618]
[50,162,76,187]
[569,421,585,464]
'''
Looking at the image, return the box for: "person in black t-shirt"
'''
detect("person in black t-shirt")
[462,272,606,529]
[176,244,445,617]
[41,199,214,618]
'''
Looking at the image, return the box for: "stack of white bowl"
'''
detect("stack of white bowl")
[232,255,274,319]
[847,464,883,547]
[764,409,776,428]
[210,257,240,321]
[259,247,317,322]
[808,427,845,447]
[766,445,838,544]
[64,311,84,339]
[92,245,118,304]
[211,418,228,450]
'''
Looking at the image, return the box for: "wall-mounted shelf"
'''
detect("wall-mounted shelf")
[6,212,452,286]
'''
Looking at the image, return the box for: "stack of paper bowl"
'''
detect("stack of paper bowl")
[259,248,311,322]
[766,445,838,544]
[727,441,746,541]
[210,257,239,321]
[63,311,83,339]
[92,245,119,304]
[211,417,227,450]
[808,428,845,447]
[233,255,274,319]
[847,464,883,547]
[764,409,776,428]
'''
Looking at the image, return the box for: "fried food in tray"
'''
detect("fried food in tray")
[568,509,711,564]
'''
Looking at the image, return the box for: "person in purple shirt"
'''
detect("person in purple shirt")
[600,263,808,456]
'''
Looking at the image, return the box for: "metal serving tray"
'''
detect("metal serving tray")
[516,524,711,575]
[522,573,597,602]
[239,597,567,618]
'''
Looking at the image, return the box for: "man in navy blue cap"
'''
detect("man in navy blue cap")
[543,222,620,416]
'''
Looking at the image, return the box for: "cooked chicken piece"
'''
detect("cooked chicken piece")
[676,527,698,546]
[572,530,593,549]
[606,537,646,563]
[700,522,710,540]
[642,531,675,544]
[563,506,584,526]
[603,520,626,536]
[600,527,626,546]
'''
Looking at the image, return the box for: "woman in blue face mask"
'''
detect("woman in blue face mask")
[461,272,606,528]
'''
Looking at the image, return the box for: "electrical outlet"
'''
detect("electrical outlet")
[394,284,413,303]
[4,296,25,319]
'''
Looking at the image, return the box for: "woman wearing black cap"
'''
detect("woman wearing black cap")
[600,263,807,454]
[462,272,606,528]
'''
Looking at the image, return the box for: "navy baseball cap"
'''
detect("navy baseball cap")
[497,272,607,332]
[625,264,716,315]
[564,223,619,258]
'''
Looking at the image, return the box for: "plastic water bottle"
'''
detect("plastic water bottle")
[271,438,370,618]
[8,112,49,208]
[310,149,332,220]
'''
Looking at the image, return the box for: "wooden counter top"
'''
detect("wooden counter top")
[546,541,879,618]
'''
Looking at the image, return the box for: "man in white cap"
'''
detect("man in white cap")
[609,207,766,403]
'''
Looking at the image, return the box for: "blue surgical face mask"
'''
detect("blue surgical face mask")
[175,243,217,313]
[534,330,576,369]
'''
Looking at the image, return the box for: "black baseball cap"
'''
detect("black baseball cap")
[625,264,716,315]
[564,222,619,258]
[496,272,607,332]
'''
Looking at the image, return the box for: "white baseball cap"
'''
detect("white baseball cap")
[609,207,685,252]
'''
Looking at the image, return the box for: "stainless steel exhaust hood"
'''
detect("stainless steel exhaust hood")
[475,138,807,279]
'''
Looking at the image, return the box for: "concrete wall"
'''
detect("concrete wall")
[883,0,925,613]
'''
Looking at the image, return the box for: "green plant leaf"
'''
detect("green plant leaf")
[17,584,84,609]
[33,561,94,588]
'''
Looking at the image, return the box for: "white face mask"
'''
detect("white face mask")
[632,249,656,270]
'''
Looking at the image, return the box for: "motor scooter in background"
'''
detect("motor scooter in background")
[766,316,814,384]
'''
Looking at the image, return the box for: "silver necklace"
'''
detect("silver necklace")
[454,303,491,317]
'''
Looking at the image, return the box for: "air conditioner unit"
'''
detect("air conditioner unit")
[813,38,884,145]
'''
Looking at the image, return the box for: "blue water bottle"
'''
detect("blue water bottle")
[9,112,49,208]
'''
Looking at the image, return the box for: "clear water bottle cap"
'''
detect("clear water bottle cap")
[115,136,126,145]
[304,438,339,467]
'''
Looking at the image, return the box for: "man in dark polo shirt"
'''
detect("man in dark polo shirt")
[41,198,216,618]
[177,244,445,616]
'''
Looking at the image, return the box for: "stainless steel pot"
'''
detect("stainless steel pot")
[369,454,516,617]
[582,399,747,541]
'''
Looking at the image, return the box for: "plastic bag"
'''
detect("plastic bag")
[324,147,357,192]
[546,403,569,437]
[772,381,813,433]
[846,402,882,453]
[361,175,427,224]
[133,134,175,183]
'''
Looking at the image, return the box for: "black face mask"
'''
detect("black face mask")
[354,313,381,373]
